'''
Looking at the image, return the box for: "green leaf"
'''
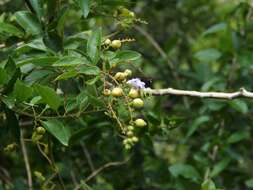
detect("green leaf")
[43,31,63,52]
[115,50,141,62]
[42,119,71,146]
[13,80,33,102]
[0,22,24,37]
[194,48,222,63]
[186,116,210,138]
[5,57,16,76]
[87,28,101,63]
[202,23,227,36]
[53,56,90,67]
[55,70,78,81]
[169,163,200,182]
[227,130,250,144]
[15,11,42,35]
[29,0,44,19]
[85,76,100,85]
[210,158,231,177]
[34,84,61,110]
[201,179,216,190]
[79,65,100,75]
[17,56,58,67]
[78,0,90,18]
[229,99,248,114]
[0,68,9,85]
[245,178,253,188]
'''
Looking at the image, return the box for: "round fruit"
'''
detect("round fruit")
[104,38,111,45]
[36,127,46,135]
[127,131,133,136]
[111,87,123,97]
[127,125,134,131]
[124,69,132,77]
[124,144,131,150]
[132,98,144,108]
[103,89,111,96]
[111,40,121,49]
[134,118,147,127]
[132,136,139,142]
[128,88,139,98]
[114,72,127,81]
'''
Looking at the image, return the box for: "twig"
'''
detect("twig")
[134,25,190,108]
[144,87,253,99]
[80,141,95,172]
[74,157,130,190]
[84,158,130,182]
[20,129,33,190]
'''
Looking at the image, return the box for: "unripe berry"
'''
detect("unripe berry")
[132,136,139,142]
[132,98,144,108]
[111,87,123,97]
[127,131,133,136]
[114,72,127,81]
[104,38,111,45]
[124,69,132,77]
[111,40,121,49]
[134,118,147,127]
[129,12,135,17]
[127,125,134,131]
[103,89,111,96]
[124,144,131,149]
[36,127,46,135]
[128,88,139,98]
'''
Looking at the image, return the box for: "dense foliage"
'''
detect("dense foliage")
[1,0,253,189]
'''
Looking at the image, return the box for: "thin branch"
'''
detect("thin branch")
[20,129,33,190]
[74,157,130,190]
[80,141,95,172]
[134,25,190,108]
[143,87,253,99]
[84,158,130,182]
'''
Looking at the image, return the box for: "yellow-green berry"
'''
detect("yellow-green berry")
[124,69,132,77]
[127,125,134,131]
[127,131,133,136]
[111,40,121,49]
[111,87,123,97]
[134,118,147,127]
[36,126,46,135]
[132,98,144,108]
[132,136,139,142]
[128,88,139,98]
[104,38,111,45]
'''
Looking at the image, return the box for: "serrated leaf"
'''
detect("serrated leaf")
[15,11,42,35]
[87,28,101,63]
[34,84,61,110]
[42,119,71,146]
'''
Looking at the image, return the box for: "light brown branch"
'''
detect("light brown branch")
[20,129,33,190]
[74,157,130,190]
[143,87,253,99]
